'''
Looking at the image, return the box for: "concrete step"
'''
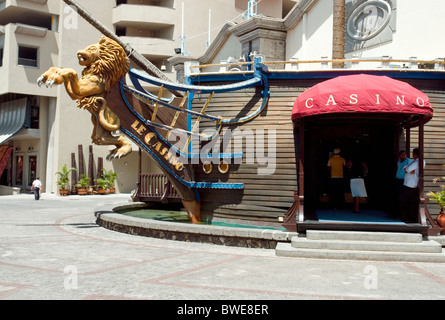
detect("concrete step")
[306,230,422,243]
[275,230,445,263]
[276,242,445,263]
[291,237,442,253]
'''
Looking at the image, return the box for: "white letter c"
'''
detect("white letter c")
[305,98,314,109]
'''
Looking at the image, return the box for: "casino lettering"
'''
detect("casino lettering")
[304,94,427,109]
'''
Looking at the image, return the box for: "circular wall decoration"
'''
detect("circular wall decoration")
[346,0,392,41]
[202,161,213,174]
[218,160,230,174]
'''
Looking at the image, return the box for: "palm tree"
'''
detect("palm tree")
[56,164,77,191]
[332,0,345,69]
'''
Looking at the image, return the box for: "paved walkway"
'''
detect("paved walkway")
[1,193,445,302]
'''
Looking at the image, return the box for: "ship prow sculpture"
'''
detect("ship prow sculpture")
[37,31,269,223]
[38,36,133,160]
[34,0,445,237]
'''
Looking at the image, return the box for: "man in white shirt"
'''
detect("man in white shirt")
[399,149,424,223]
[32,177,42,200]
[392,150,411,218]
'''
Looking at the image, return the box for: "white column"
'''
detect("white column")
[45,97,57,193]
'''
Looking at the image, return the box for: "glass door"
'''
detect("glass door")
[28,156,37,187]
[15,155,24,186]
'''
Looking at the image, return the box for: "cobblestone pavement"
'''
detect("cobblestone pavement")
[1,193,445,303]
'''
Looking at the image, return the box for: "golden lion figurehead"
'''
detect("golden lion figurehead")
[38,36,133,160]
[77,36,129,92]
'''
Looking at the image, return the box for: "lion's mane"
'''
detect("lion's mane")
[82,36,130,92]
[78,37,129,111]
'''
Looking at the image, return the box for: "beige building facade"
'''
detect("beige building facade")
[0,0,297,195]
[2,0,445,196]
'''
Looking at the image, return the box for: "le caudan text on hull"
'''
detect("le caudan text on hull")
[129,119,278,175]
[131,120,185,172]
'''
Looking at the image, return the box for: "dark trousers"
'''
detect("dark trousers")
[33,187,40,200]
[399,185,419,223]
[391,179,405,218]
[330,178,344,209]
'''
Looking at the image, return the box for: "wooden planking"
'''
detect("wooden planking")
[190,77,445,219]
[193,83,298,219]
[408,89,445,215]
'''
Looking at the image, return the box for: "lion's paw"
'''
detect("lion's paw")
[106,145,132,161]
[37,67,64,88]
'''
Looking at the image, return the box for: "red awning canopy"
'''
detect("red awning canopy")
[292,74,433,125]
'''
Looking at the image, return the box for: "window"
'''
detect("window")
[18,46,38,67]
[30,105,39,129]
[115,26,126,37]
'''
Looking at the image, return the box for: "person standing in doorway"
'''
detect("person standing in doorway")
[32,177,42,200]
[399,148,424,223]
[396,150,411,191]
[328,148,346,209]
[393,150,411,217]
[348,157,368,213]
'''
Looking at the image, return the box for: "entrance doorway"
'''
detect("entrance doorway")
[13,153,38,190]
[287,73,433,234]
[28,155,37,188]
[303,115,399,221]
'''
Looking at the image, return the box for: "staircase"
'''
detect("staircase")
[276,230,445,263]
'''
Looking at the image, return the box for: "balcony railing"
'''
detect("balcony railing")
[187,56,445,74]
[133,173,180,203]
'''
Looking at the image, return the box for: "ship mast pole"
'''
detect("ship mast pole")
[62,0,182,97]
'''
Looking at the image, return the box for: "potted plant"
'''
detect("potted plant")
[427,166,445,227]
[96,177,109,194]
[76,174,90,195]
[101,168,118,193]
[56,164,77,196]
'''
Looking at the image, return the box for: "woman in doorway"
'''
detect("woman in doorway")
[348,157,368,213]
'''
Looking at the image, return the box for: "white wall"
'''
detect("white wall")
[51,0,119,193]
[209,34,243,69]
[359,0,445,60]
[176,0,244,58]
[286,0,445,65]
[286,0,333,68]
